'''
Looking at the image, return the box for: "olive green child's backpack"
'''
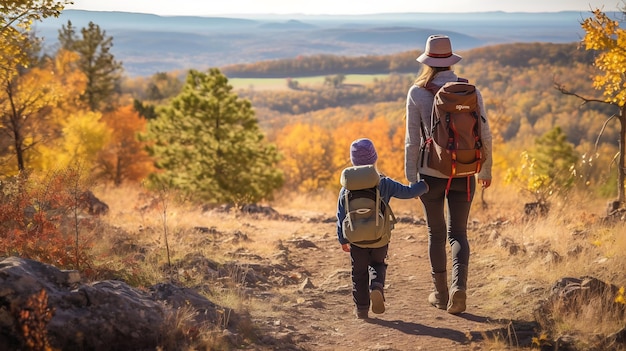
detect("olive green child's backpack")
[340,165,397,248]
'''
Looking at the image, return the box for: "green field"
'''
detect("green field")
[229,74,390,91]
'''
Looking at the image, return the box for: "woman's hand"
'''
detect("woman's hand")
[341,243,351,252]
[478,178,492,189]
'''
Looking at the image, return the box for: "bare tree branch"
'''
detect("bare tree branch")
[595,114,617,154]
[553,80,609,106]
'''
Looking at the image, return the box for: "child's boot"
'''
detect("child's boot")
[355,307,369,319]
[370,283,385,314]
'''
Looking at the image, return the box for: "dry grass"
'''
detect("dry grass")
[465,185,626,349]
[95,181,626,289]
[88,182,625,350]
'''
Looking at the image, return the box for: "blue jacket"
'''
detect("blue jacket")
[336,177,429,245]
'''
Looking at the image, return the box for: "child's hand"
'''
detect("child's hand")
[422,180,429,193]
[341,243,351,252]
[411,179,429,197]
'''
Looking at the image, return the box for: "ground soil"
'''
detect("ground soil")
[229,206,537,351]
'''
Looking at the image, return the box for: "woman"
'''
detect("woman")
[404,35,493,314]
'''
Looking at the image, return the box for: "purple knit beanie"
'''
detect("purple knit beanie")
[350,138,378,166]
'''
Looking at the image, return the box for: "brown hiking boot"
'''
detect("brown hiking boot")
[355,308,369,319]
[370,286,385,314]
[447,289,467,314]
[428,271,448,309]
[447,264,468,314]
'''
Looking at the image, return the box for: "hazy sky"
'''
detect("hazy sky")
[65,0,619,16]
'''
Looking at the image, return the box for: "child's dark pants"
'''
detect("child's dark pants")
[350,244,388,310]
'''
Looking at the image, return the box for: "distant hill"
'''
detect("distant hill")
[34,10,610,77]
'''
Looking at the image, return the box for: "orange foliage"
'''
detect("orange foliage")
[14,289,55,351]
[274,123,334,191]
[331,116,406,186]
[52,50,88,111]
[96,105,154,185]
[272,113,406,191]
[0,172,93,270]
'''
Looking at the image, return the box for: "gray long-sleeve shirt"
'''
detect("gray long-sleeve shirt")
[404,70,493,183]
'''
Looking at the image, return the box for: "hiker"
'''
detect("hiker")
[404,35,493,314]
[337,138,429,319]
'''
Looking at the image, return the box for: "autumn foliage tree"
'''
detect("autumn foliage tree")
[270,112,407,192]
[143,68,283,205]
[0,0,68,68]
[95,105,154,185]
[331,116,405,184]
[274,123,334,191]
[0,47,81,174]
[22,51,117,176]
[0,1,70,175]
[557,6,626,205]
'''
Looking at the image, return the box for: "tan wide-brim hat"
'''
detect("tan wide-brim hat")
[416,34,462,67]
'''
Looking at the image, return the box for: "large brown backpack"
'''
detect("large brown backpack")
[420,79,485,198]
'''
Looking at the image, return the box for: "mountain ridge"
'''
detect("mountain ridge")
[34,10,610,77]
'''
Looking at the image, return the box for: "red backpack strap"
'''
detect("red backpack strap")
[425,82,440,95]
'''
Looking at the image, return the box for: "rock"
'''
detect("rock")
[606,200,621,216]
[286,238,317,249]
[497,236,524,255]
[489,229,500,241]
[524,201,549,217]
[0,256,235,350]
[79,190,109,215]
[533,276,625,350]
[298,277,315,292]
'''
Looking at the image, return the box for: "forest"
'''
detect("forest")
[2,6,625,204]
[122,41,623,201]
[0,2,624,225]
[1,1,625,209]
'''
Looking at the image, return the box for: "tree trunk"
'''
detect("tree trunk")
[115,155,122,186]
[618,105,626,205]
[13,128,24,172]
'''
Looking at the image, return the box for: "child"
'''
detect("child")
[336,138,429,319]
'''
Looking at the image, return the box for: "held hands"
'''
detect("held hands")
[411,179,429,198]
[341,243,351,252]
[421,179,429,193]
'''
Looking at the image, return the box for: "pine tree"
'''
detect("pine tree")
[505,127,579,205]
[143,68,283,204]
[531,126,579,191]
[58,20,122,112]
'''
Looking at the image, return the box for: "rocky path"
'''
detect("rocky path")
[252,218,522,351]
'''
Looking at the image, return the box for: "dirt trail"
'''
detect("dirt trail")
[250,215,522,351]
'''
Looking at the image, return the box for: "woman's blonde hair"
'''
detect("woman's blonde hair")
[414,65,450,88]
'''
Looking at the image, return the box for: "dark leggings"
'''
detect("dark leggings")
[350,245,388,309]
[419,175,475,273]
